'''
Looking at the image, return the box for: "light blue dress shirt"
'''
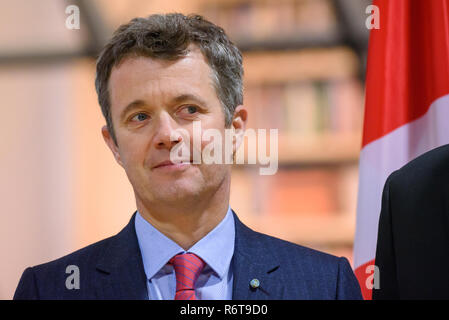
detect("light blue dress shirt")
[135,206,235,300]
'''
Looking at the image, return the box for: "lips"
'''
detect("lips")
[154,160,175,168]
[153,159,191,169]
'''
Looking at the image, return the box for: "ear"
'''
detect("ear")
[231,105,247,153]
[101,125,124,167]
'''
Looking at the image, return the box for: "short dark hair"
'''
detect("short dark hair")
[95,13,243,145]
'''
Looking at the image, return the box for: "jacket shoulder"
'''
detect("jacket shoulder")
[34,235,113,272]
[392,144,449,186]
[14,235,115,299]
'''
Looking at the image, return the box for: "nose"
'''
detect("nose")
[153,111,182,150]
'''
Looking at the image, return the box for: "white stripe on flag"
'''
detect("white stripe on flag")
[354,93,449,269]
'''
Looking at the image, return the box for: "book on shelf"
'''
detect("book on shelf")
[283,82,318,135]
[202,0,338,46]
[244,80,363,139]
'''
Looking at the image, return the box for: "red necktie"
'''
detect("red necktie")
[169,253,205,300]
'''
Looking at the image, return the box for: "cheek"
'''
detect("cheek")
[119,139,148,167]
[200,163,229,189]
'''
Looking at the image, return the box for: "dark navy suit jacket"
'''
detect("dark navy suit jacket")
[14,211,362,299]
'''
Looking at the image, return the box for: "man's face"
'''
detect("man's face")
[103,47,236,207]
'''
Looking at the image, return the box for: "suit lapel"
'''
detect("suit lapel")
[231,211,284,300]
[94,212,148,299]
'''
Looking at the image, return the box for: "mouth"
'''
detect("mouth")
[153,160,192,171]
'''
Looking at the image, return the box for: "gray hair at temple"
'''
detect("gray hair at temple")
[94,13,244,146]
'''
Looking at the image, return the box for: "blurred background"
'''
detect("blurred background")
[0,0,371,299]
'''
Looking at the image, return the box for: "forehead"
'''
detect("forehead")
[108,47,217,110]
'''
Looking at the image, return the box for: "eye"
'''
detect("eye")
[180,105,199,115]
[130,113,149,122]
[186,106,198,114]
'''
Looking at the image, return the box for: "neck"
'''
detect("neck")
[136,175,230,250]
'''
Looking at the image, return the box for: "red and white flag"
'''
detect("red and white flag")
[353,0,449,299]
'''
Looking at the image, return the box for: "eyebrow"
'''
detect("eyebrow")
[119,93,208,122]
[171,93,208,107]
[119,100,146,122]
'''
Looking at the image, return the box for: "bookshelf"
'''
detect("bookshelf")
[200,0,365,261]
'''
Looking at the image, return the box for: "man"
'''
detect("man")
[373,144,449,299]
[14,13,361,300]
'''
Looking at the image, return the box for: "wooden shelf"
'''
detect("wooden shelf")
[236,32,343,52]
[233,132,361,167]
[238,211,355,247]
[243,47,359,85]
[278,132,361,165]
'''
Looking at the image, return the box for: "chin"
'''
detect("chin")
[152,180,202,201]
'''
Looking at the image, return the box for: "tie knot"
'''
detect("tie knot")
[169,253,205,292]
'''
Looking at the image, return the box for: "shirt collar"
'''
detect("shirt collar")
[135,206,235,281]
